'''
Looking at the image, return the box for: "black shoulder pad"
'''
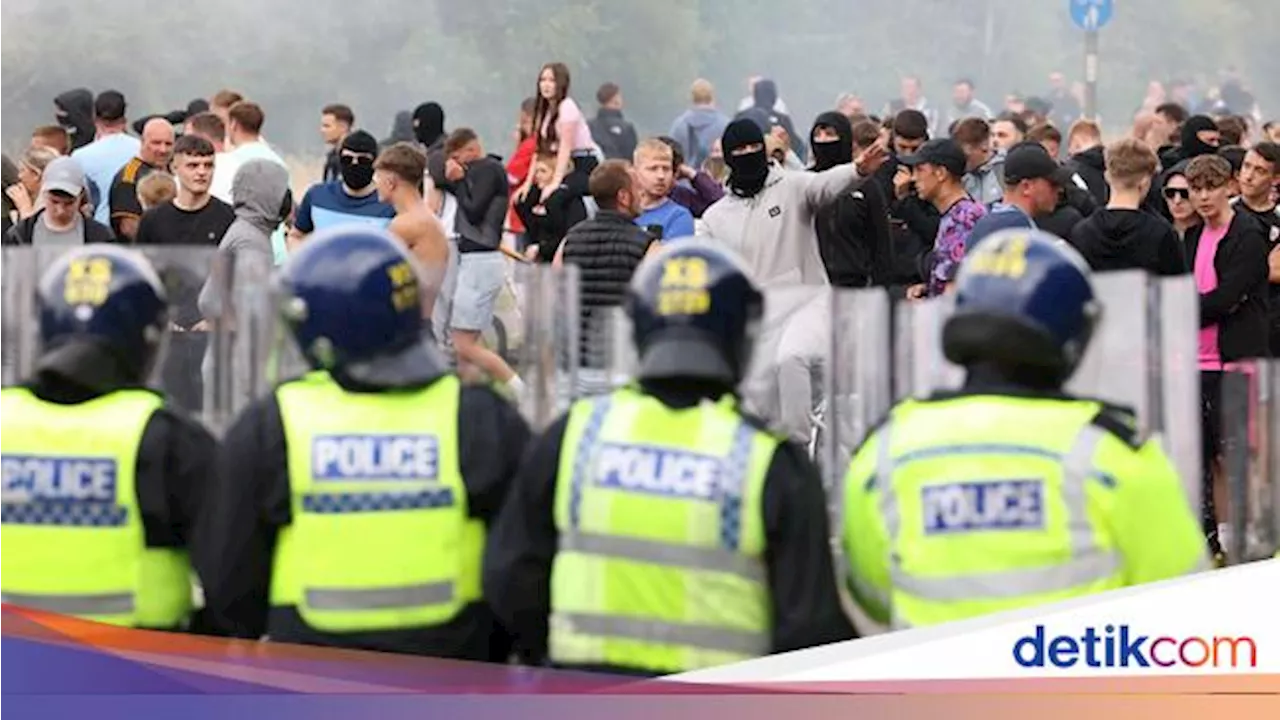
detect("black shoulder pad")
[1089,402,1145,450]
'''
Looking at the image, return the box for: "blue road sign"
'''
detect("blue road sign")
[1070,0,1113,30]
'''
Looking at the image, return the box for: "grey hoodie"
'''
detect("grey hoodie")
[964,150,1006,206]
[669,106,730,169]
[198,159,289,320]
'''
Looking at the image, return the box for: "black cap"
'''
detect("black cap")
[94,90,127,122]
[899,138,967,177]
[1003,142,1074,186]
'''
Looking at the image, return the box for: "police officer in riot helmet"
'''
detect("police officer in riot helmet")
[199,227,530,659]
[1,245,216,630]
[485,240,853,676]
[842,229,1208,631]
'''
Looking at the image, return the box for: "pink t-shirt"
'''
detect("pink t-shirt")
[1194,222,1229,370]
[541,97,595,152]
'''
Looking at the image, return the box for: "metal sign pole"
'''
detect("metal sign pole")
[1084,28,1099,121]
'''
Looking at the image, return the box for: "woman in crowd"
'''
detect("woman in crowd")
[516,62,598,222]
[6,146,60,222]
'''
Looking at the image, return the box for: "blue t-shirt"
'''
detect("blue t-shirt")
[965,202,1037,255]
[635,197,695,241]
[72,133,141,225]
[294,181,396,234]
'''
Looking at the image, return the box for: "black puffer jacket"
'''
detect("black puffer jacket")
[560,210,654,309]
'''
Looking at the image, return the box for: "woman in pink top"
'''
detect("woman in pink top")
[516,62,598,226]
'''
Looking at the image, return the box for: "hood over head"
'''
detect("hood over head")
[413,102,446,147]
[1071,144,1106,172]
[752,79,779,110]
[810,111,853,172]
[232,159,292,230]
[1180,115,1220,159]
[54,88,96,150]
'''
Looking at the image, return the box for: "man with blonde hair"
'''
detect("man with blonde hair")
[1066,118,1108,205]
[1068,137,1185,275]
[633,138,694,240]
[669,79,730,170]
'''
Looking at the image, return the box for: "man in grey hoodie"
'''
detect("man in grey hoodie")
[669,79,730,172]
[198,159,292,414]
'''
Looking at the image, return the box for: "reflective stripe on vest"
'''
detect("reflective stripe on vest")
[271,372,472,633]
[876,420,1120,628]
[549,389,775,671]
[0,387,191,627]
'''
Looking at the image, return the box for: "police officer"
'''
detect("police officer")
[484,240,853,676]
[842,229,1209,630]
[197,227,530,659]
[1,245,216,629]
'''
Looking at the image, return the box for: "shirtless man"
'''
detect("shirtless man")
[374,142,450,334]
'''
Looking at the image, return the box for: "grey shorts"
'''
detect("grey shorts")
[448,251,505,332]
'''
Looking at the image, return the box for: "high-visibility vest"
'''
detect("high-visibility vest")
[1,387,191,627]
[550,387,780,673]
[271,371,481,633]
[843,394,1204,629]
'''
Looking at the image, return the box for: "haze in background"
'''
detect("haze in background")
[3,0,1275,156]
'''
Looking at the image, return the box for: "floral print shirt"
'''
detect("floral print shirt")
[929,197,987,296]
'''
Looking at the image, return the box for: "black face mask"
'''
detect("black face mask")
[726,149,769,197]
[340,160,375,190]
[811,141,850,172]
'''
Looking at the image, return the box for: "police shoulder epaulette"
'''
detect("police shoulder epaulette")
[1088,402,1146,450]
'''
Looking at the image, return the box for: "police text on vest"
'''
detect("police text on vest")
[1,455,117,503]
[921,480,1044,534]
[593,443,724,501]
[312,434,440,481]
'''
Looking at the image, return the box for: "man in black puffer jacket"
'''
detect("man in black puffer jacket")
[557,159,659,365]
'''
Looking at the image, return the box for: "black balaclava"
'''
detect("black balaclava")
[54,88,95,151]
[810,111,853,172]
[722,118,770,198]
[753,78,779,110]
[1180,115,1220,159]
[339,130,379,189]
[412,102,446,147]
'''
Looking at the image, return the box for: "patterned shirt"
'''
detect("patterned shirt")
[929,197,987,296]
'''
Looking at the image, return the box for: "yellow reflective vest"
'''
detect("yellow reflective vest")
[271,372,482,633]
[843,394,1210,629]
[549,387,780,673]
[1,387,191,627]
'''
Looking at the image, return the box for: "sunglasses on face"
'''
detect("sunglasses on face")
[1163,187,1190,201]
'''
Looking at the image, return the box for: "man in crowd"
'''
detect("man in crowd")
[991,112,1027,152]
[4,157,114,245]
[291,130,394,248]
[968,142,1069,251]
[1069,138,1186,276]
[887,75,940,137]
[1151,102,1190,158]
[953,117,1004,206]
[53,88,95,152]
[633,138,694,241]
[209,89,244,130]
[588,82,638,162]
[135,134,235,247]
[320,103,355,184]
[108,117,175,241]
[375,143,450,331]
[737,75,790,114]
[884,110,942,295]
[184,112,234,204]
[670,79,730,171]
[31,126,71,156]
[413,102,447,153]
[898,138,987,297]
[72,90,140,225]
[1027,123,1063,160]
[221,102,288,262]
[435,128,523,398]
[658,136,724,219]
[811,112,893,288]
[946,78,994,129]
[736,79,804,162]
[1065,120,1108,206]
[1231,141,1280,355]
[1046,71,1082,129]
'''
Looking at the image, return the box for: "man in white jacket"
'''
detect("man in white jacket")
[696,118,884,444]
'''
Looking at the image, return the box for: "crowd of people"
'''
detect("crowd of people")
[1,62,1277,674]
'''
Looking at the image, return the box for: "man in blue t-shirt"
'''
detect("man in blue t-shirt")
[633,138,695,241]
[71,90,141,226]
[967,142,1071,252]
[289,130,395,248]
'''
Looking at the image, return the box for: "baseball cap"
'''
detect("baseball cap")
[41,157,85,197]
[1003,142,1074,186]
[899,138,967,177]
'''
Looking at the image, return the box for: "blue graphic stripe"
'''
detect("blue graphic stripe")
[718,423,754,552]
[568,397,613,529]
[301,489,455,514]
[2,501,129,527]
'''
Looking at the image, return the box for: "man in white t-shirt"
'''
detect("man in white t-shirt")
[222,102,289,263]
